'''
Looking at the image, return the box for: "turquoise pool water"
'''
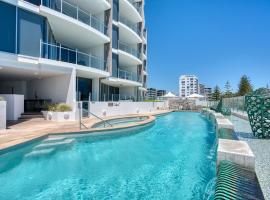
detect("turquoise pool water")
[0,112,217,200]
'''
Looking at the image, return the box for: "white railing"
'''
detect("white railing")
[42,0,108,35]
[40,41,107,71]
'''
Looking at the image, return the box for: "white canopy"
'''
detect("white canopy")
[162,92,177,98]
[187,93,205,98]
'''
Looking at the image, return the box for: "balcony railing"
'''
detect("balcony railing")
[127,0,142,15]
[119,42,141,59]
[118,69,137,82]
[119,15,141,36]
[40,41,107,71]
[42,0,108,35]
[100,94,135,102]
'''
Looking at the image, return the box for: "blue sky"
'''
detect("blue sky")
[145,0,270,94]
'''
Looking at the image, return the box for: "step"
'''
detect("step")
[43,136,67,143]
[34,139,75,150]
[25,148,55,158]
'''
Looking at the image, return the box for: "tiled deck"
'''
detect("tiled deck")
[228,115,270,200]
[0,110,171,152]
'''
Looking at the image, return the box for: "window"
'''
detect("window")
[112,25,119,49]
[0,2,16,53]
[113,0,119,21]
[17,8,45,57]
[112,53,119,77]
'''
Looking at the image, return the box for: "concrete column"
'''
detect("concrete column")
[92,78,100,101]
[0,100,6,130]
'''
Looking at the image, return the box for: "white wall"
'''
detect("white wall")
[1,95,24,120]
[27,70,76,107]
[88,101,167,117]
[0,101,6,130]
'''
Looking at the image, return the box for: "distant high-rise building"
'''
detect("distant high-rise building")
[204,87,212,100]
[157,90,167,97]
[199,84,212,100]
[146,88,157,100]
[179,75,199,98]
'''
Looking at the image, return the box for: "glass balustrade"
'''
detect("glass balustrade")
[118,69,137,82]
[119,15,141,36]
[42,0,108,35]
[127,0,142,15]
[119,41,141,59]
[40,41,107,71]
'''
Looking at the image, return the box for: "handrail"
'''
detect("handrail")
[78,101,112,129]
[82,108,113,128]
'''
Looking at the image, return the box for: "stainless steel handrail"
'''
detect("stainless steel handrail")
[78,101,112,129]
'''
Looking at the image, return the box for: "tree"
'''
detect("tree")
[224,81,233,98]
[238,75,253,96]
[212,85,221,101]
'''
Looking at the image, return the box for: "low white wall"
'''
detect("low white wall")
[88,101,167,117]
[1,94,24,120]
[0,101,6,130]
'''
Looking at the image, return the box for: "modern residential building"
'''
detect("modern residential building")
[157,90,166,97]
[0,0,147,112]
[204,87,212,100]
[179,75,199,98]
[199,84,212,100]
[146,88,157,100]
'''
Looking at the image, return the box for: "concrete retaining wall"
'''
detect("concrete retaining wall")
[88,101,167,118]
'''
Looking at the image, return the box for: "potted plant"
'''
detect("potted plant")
[42,103,76,121]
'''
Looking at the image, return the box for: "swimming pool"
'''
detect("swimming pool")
[0,112,217,200]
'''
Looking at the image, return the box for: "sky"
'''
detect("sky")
[145,0,270,94]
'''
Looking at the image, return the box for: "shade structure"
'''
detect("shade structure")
[162,92,177,98]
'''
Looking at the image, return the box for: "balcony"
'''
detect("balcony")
[42,0,107,35]
[40,0,110,49]
[118,42,142,66]
[101,68,141,87]
[120,0,142,23]
[119,16,142,44]
[118,69,137,82]
[100,94,136,102]
[40,41,109,77]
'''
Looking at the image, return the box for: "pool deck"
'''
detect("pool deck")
[0,110,172,152]
[228,115,270,200]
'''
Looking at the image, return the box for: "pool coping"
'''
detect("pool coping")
[0,110,172,154]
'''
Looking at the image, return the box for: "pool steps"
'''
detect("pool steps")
[34,139,75,150]
[25,137,75,158]
[25,148,55,158]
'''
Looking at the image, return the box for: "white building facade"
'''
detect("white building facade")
[0,0,147,113]
[179,75,199,98]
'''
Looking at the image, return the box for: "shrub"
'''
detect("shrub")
[56,103,72,112]
[44,103,72,112]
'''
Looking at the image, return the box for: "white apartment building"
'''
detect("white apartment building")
[179,75,199,98]
[0,0,148,113]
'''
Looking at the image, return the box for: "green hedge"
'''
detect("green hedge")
[245,88,270,138]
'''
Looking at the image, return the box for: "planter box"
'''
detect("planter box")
[0,101,6,130]
[42,111,76,122]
